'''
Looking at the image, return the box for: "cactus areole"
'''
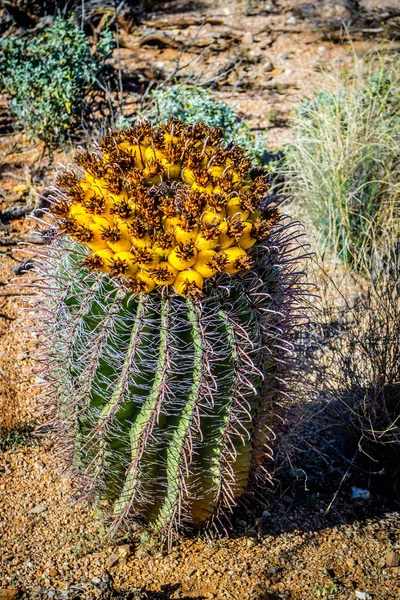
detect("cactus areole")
[36,119,307,536]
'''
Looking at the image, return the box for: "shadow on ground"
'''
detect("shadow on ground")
[224,391,400,545]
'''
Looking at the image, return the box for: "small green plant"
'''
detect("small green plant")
[0,421,36,451]
[138,84,268,164]
[34,119,308,538]
[0,17,114,148]
[285,58,400,272]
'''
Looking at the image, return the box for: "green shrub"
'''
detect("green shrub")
[138,84,268,164]
[0,17,114,148]
[0,421,36,452]
[285,59,400,272]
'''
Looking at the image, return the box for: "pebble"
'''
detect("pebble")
[117,544,133,560]
[242,32,254,46]
[351,487,370,500]
[28,505,47,515]
[286,16,297,25]
[355,591,371,600]
[262,510,271,519]
[318,45,327,52]
[263,60,274,72]
[106,554,119,568]
[385,550,400,567]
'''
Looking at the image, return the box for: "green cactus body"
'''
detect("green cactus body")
[38,234,300,534]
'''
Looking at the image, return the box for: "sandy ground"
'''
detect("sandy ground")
[0,0,399,598]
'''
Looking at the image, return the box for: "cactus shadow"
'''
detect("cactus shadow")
[227,394,399,541]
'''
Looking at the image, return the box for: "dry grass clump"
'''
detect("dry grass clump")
[285,54,400,273]
[312,251,400,491]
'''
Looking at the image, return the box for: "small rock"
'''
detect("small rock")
[286,16,297,25]
[242,32,254,45]
[280,55,289,61]
[106,554,119,569]
[385,550,400,567]
[48,569,58,578]
[351,487,370,500]
[262,510,271,520]
[0,590,19,600]
[355,591,371,600]
[28,505,47,515]
[117,544,132,560]
[247,539,256,548]
[207,567,215,576]
[91,577,101,584]
[318,45,327,52]
[263,60,274,72]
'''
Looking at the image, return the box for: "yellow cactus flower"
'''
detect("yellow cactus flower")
[168,243,197,271]
[201,209,224,225]
[150,262,178,285]
[134,247,160,270]
[175,225,199,245]
[83,248,114,273]
[69,204,94,226]
[53,119,277,297]
[182,167,196,186]
[163,216,181,233]
[193,250,217,278]
[131,271,156,294]
[112,252,139,277]
[173,270,203,298]
[237,222,256,250]
[218,221,235,250]
[223,246,252,274]
[104,223,133,254]
[226,197,249,221]
[118,142,146,167]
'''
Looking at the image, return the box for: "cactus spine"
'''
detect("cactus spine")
[34,119,307,535]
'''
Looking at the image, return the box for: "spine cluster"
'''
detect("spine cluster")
[52,119,278,298]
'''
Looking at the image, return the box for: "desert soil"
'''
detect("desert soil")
[0,0,399,598]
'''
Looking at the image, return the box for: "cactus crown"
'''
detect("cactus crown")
[53,119,278,298]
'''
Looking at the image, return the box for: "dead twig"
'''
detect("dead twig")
[0,312,15,321]
[0,204,33,222]
[0,233,44,246]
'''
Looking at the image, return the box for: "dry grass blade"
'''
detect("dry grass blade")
[283,53,400,274]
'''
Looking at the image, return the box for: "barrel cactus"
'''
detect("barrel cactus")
[35,119,307,536]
